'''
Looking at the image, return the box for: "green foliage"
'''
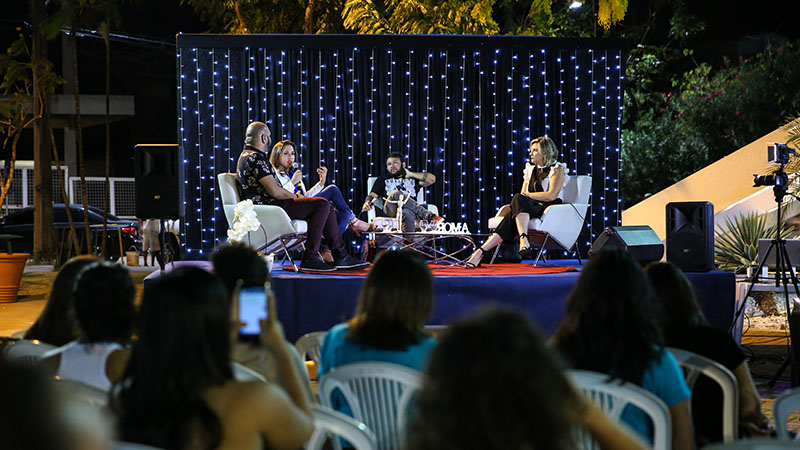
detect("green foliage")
[343,0,500,34]
[715,212,796,272]
[622,43,800,204]
[0,35,63,141]
[180,0,306,33]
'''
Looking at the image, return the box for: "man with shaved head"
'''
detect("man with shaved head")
[236,121,367,271]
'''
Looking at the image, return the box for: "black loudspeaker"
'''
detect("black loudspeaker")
[135,144,185,219]
[589,225,664,264]
[666,201,714,272]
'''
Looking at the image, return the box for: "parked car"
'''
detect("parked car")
[0,204,140,262]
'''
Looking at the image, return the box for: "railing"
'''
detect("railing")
[0,161,136,219]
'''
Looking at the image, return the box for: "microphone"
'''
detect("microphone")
[289,162,304,194]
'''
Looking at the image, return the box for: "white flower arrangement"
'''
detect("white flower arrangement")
[227,199,261,242]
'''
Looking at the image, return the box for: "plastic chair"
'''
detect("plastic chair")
[305,404,377,450]
[232,361,267,382]
[295,331,326,379]
[318,362,422,450]
[3,339,57,367]
[487,174,592,265]
[773,387,800,440]
[703,439,800,449]
[668,347,739,443]
[217,172,308,272]
[567,369,672,450]
[53,378,109,407]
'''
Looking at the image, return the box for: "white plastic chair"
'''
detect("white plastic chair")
[217,172,308,271]
[488,174,591,265]
[53,378,110,407]
[232,361,267,382]
[773,387,800,440]
[3,339,57,367]
[668,347,739,443]
[306,404,378,450]
[366,176,439,234]
[703,440,800,449]
[295,331,326,369]
[567,369,672,450]
[318,362,422,450]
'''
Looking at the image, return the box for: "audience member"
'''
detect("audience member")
[319,250,436,375]
[553,250,696,449]
[114,266,313,450]
[212,242,314,398]
[0,359,112,450]
[42,262,135,391]
[646,262,773,444]
[24,255,99,346]
[406,308,646,450]
[318,250,436,414]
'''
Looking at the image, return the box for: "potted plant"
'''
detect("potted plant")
[715,211,795,315]
[0,235,29,302]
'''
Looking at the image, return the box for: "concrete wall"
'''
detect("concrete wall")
[622,126,794,240]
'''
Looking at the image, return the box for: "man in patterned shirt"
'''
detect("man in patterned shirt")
[236,121,367,272]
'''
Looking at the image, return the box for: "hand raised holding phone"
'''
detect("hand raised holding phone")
[258,281,287,350]
[234,280,285,348]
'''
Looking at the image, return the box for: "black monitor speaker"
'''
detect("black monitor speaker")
[589,225,664,264]
[666,201,714,272]
[135,144,185,219]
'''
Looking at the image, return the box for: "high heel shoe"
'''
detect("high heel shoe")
[348,218,375,237]
[464,246,487,268]
[518,233,533,260]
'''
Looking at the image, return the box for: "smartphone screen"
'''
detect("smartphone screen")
[238,286,268,342]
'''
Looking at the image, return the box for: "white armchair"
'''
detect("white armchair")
[217,173,308,272]
[487,175,591,265]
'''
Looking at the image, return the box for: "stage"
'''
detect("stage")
[270,260,738,342]
[145,260,737,343]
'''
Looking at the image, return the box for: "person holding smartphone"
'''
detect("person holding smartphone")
[270,139,374,236]
[212,242,314,400]
[115,266,314,450]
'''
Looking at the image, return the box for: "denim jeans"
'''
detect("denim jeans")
[313,185,357,236]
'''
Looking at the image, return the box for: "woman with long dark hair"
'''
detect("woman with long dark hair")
[646,262,772,444]
[24,255,99,346]
[552,250,695,449]
[406,308,646,450]
[42,261,135,391]
[114,266,313,450]
[318,249,436,377]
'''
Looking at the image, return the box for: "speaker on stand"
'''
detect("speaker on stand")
[666,201,714,272]
[135,144,184,270]
[588,225,664,265]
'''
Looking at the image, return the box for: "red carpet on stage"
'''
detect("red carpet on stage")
[283,262,575,276]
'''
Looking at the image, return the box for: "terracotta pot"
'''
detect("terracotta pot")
[0,253,29,303]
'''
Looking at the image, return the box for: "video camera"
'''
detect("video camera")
[753,143,796,187]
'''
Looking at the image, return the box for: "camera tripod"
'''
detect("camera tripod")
[729,183,800,387]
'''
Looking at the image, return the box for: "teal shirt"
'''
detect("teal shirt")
[318,323,437,378]
[318,323,436,417]
[620,349,691,443]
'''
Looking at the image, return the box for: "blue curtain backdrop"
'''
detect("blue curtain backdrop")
[176,34,627,258]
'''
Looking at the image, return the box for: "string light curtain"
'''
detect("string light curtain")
[177,34,627,258]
